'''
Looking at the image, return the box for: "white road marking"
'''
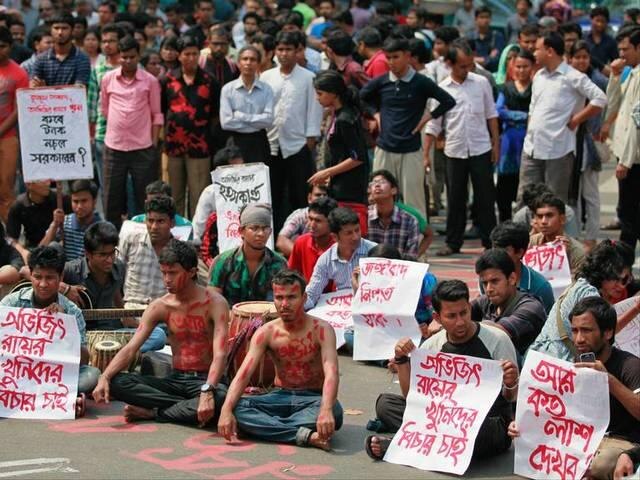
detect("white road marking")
[0,458,74,478]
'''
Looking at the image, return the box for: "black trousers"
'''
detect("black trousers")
[103,145,158,230]
[618,164,640,251]
[496,173,519,222]
[231,130,270,165]
[375,393,512,458]
[267,145,315,233]
[110,371,227,425]
[445,151,497,250]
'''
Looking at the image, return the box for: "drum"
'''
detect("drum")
[87,330,140,372]
[91,340,122,373]
[226,301,278,389]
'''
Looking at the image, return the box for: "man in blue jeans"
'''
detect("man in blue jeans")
[218,270,342,451]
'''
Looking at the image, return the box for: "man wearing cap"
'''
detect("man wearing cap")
[209,204,287,306]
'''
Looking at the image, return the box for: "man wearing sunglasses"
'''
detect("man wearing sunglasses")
[61,221,166,352]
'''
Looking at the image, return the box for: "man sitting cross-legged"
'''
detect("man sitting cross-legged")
[218,269,342,451]
[92,240,229,426]
[366,279,518,459]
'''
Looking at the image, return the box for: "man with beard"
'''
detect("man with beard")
[209,203,286,306]
[92,240,230,427]
[31,13,90,86]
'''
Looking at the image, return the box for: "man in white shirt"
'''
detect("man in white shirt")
[519,32,607,204]
[424,40,499,256]
[261,31,323,232]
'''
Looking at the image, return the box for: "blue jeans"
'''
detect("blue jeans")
[78,364,101,394]
[118,326,166,353]
[234,388,343,444]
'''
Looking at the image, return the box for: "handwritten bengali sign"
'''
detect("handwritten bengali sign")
[523,241,572,298]
[384,350,503,474]
[17,87,93,182]
[352,258,428,361]
[613,297,640,356]
[307,291,353,350]
[0,306,80,420]
[212,163,273,252]
[514,350,609,480]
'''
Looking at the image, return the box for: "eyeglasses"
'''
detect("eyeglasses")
[92,248,118,259]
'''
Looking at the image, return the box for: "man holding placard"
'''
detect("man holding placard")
[367,280,518,460]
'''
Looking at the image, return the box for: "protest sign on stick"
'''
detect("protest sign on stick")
[307,291,353,350]
[212,163,273,252]
[17,86,93,182]
[613,298,640,356]
[523,240,572,298]
[352,258,427,360]
[514,350,609,480]
[384,350,503,474]
[0,306,80,420]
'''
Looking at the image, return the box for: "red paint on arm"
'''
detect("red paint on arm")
[319,326,325,342]
[237,357,254,381]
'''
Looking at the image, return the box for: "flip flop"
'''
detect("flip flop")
[364,435,391,461]
[75,393,86,418]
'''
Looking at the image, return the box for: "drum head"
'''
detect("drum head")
[232,302,277,315]
[95,340,122,351]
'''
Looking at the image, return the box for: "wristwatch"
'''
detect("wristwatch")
[200,383,215,394]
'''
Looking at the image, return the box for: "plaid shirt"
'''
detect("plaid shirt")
[367,205,419,260]
[278,207,309,239]
[87,58,116,142]
[118,230,167,306]
[0,287,87,346]
[33,46,90,86]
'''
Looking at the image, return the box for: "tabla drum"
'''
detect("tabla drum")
[87,330,139,372]
[226,301,279,389]
[91,340,122,373]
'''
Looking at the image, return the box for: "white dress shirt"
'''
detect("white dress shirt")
[523,62,607,160]
[260,64,323,158]
[425,72,497,159]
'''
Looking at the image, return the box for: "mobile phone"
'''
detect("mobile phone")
[578,352,596,363]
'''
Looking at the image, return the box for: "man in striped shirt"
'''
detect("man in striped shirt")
[62,180,102,262]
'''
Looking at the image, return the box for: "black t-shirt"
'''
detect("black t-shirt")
[327,105,369,204]
[605,347,640,443]
[6,192,71,248]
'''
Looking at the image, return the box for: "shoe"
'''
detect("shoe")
[436,246,459,256]
[601,220,620,230]
[464,225,481,239]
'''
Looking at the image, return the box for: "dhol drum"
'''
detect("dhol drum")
[91,340,122,373]
[226,301,279,389]
[87,331,139,372]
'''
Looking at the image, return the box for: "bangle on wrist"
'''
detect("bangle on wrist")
[503,379,519,390]
[394,355,410,365]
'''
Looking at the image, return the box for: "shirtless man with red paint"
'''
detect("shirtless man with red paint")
[218,269,342,450]
[92,240,229,426]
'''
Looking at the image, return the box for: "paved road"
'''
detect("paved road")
[0,163,630,479]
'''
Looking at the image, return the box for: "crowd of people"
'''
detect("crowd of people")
[0,0,639,478]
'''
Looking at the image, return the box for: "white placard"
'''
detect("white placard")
[352,258,427,360]
[514,350,609,480]
[384,350,503,474]
[212,163,273,252]
[523,241,572,298]
[614,297,640,356]
[0,306,80,420]
[307,291,353,350]
[17,86,93,182]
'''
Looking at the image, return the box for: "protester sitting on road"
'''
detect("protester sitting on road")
[62,221,166,352]
[367,170,420,261]
[276,183,328,258]
[471,248,546,356]
[528,193,585,277]
[118,196,175,309]
[218,270,342,451]
[512,182,579,237]
[528,240,634,361]
[489,221,555,313]
[209,203,286,306]
[288,196,338,284]
[304,207,376,309]
[130,180,192,231]
[93,240,230,426]
[509,296,640,480]
[0,245,100,418]
[366,280,518,458]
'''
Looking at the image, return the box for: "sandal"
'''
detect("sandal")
[364,434,391,460]
[75,393,86,418]
[436,246,459,257]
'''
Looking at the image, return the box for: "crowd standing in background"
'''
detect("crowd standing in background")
[0,0,639,476]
